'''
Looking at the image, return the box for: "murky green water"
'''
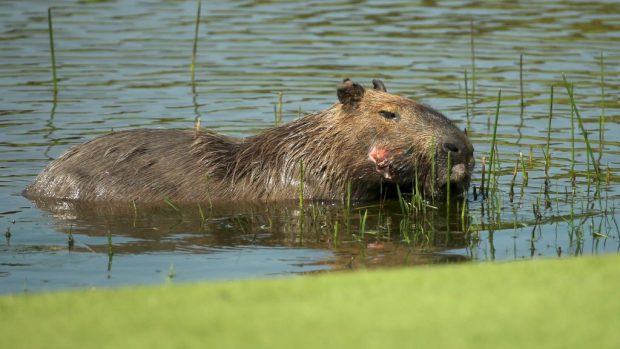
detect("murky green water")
[1,0,618,293]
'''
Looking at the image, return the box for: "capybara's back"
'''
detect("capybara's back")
[23,129,239,202]
[24,79,474,204]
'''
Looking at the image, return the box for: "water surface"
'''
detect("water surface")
[1,0,619,293]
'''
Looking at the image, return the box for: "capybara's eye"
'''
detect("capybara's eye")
[379,111,399,120]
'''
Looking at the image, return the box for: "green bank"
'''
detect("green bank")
[1,255,618,349]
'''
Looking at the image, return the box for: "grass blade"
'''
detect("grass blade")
[190,0,202,91]
[48,8,58,97]
[562,74,600,180]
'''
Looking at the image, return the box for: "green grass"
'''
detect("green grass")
[1,255,619,349]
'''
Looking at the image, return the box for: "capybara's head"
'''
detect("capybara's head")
[335,78,474,199]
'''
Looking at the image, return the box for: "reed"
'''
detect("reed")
[598,52,606,166]
[569,85,575,174]
[298,160,305,211]
[106,228,114,276]
[401,218,412,245]
[532,197,542,221]
[410,168,424,215]
[509,156,519,203]
[470,20,476,113]
[546,85,554,155]
[278,92,283,125]
[342,180,353,238]
[460,197,468,233]
[47,8,58,97]
[333,220,339,245]
[431,137,436,202]
[486,89,502,195]
[162,195,181,213]
[464,70,470,121]
[274,93,284,126]
[519,54,524,109]
[346,180,352,211]
[543,85,554,208]
[67,224,74,250]
[198,203,211,229]
[529,223,537,256]
[489,143,502,219]
[359,209,368,239]
[446,151,452,217]
[195,116,201,131]
[190,0,202,92]
[396,184,415,243]
[309,203,319,239]
[544,153,552,209]
[562,74,600,180]
[488,230,496,260]
[445,151,452,238]
[190,0,202,131]
[480,156,486,199]
[297,160,306,240]
[132,199,138,227]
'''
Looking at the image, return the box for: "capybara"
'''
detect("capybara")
[23,79,474,203]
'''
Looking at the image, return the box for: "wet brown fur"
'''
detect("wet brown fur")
[23,79,474,204]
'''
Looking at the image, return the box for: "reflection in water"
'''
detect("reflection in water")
[29,197,473,272]
[43,100,58,160]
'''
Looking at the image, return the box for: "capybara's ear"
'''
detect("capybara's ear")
[372,79,387,92]
[337,78,365,106]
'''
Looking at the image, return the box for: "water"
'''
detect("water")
[1,0,619,294]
